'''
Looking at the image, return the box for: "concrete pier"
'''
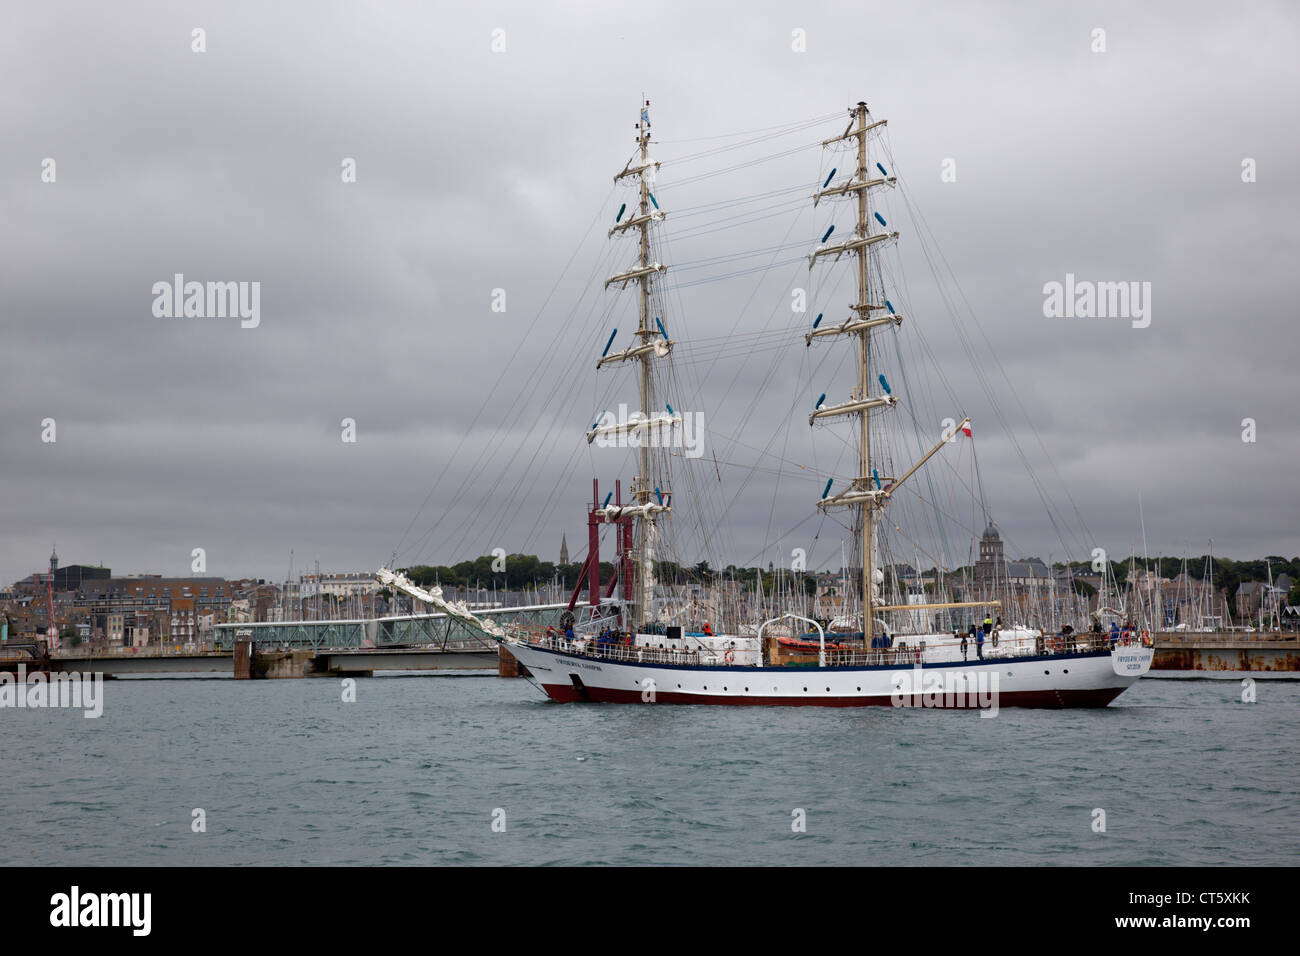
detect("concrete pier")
[255,648,318,679]
[53,643,500,678]
[1151,632,1300,677]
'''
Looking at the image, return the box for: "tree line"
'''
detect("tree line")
[400,555,817,594]
[402,552,1299,616]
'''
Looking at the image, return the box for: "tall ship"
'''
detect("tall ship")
[380,99,1153,707]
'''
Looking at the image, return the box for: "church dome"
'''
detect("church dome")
[983,523,1000,540]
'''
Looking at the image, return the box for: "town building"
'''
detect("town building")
[68,576,234,646]
[299,571,380,600]
[974,523,1006,589]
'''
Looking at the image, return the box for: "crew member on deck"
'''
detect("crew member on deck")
[702,621,714,636]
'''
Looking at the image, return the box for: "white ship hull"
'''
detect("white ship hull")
[504,639,1153,708]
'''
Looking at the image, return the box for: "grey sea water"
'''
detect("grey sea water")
[2,673,1296,866]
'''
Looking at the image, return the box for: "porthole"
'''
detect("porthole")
[803,687,808,692]
[677,684,681,689]
[703,686,708,690]
[1063,669,1069,674]
[723,687,728,691]
[1044,670,1050,675]
[744,687,749,692]
[856,687,861,692]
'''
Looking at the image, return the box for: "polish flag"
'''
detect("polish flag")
[961,423,972,437]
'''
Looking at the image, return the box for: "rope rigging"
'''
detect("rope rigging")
[387,103,1097,629]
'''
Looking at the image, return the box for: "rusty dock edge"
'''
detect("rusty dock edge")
[233,639,327,679]
[1151,632,1300,677]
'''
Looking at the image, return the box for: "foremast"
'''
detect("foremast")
[807,102,900,645]
[591,99,674,631]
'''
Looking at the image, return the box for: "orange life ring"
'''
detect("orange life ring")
[723,649,735,664]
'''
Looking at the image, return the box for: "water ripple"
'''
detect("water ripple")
[1,675,1297,865]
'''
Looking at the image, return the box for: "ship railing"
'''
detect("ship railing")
[519,632,734,666]
[811,633,1124,668]
[603,644,708,665]
[517,631,1131,666]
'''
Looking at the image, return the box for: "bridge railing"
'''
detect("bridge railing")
[52,644,227,659]
[213,604,567,650]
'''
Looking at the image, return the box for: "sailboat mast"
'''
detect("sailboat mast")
[808,102,896,643]
[595,100,673,634]
[635,102,653,631]
[853,102,874,645]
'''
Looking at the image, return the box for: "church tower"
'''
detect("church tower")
[559,533,569,566]
[974,523,1005,588]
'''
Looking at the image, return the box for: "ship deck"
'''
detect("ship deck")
[512,631,1127,672]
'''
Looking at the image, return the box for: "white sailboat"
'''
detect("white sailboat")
[380,99,1152,708]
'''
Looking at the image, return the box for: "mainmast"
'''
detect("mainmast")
[590,98,675,632]
[807,102,900,645]
[634,101,655,631]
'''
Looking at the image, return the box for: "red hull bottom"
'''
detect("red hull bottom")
[537,683,1128,708]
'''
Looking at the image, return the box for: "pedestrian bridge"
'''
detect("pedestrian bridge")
[212,603,571,651]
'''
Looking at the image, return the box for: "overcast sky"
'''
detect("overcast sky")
[3,0,1297,587]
